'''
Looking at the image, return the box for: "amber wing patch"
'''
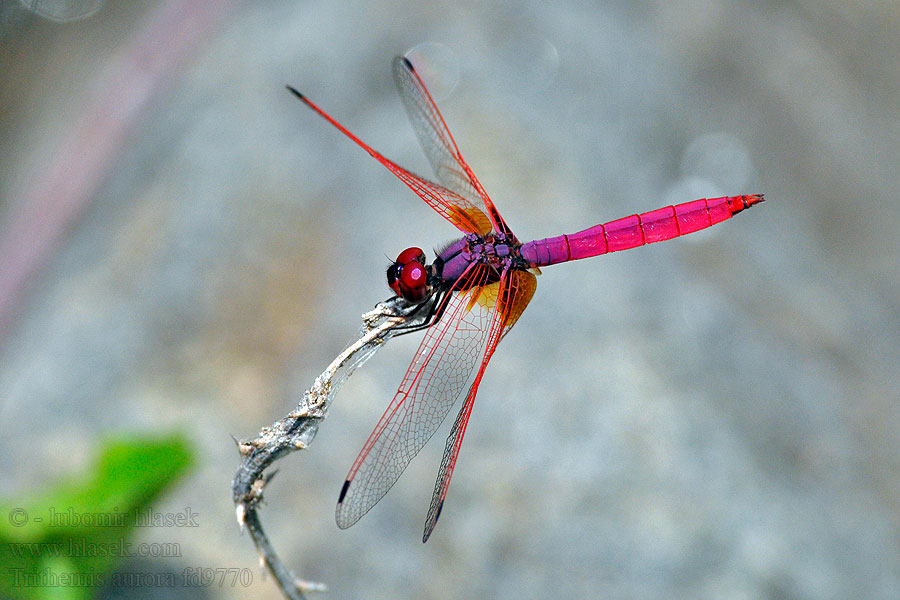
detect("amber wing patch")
[448,205,493,236]
[500,270,536,334]
[462,269,536,340]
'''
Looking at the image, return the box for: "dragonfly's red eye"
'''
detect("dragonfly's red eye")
[400,262,426,289]
[395,246,426,266]
[398,261,428,303]
[387,248,429,302]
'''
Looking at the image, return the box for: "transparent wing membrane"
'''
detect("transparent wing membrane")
[335,264,496,529]
[393,56,511,235]
[421,269,536,541]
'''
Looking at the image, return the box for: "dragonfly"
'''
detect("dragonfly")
[287,56,763,543]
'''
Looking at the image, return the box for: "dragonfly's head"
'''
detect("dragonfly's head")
[387,246,429,303]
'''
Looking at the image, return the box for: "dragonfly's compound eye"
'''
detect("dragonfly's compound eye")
[395,246,426,266]
[398,261,428,303]
[386,264,402,295]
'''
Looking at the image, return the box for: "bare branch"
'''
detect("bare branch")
[232,296,428,598]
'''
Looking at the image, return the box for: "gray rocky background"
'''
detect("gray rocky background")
[1,1,898,598]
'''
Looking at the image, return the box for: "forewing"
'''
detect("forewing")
[288,86,491,235]
[381,160,493,235]
[336,263,498,529]
[422,269,537,541]
[393,56,511,236]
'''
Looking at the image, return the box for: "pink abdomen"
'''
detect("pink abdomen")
[519,194,763,267]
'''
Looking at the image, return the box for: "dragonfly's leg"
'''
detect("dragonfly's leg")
[392,291,446,337]
[393,297,441,335]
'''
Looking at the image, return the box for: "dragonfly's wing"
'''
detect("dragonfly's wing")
[422,268,537,541]
[393,56,512,236]
[500,269,537,340]
[377,159,493,236]
[288,86,492,235]
[336,262,498,529]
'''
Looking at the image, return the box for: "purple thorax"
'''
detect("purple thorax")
[436,233,521,284]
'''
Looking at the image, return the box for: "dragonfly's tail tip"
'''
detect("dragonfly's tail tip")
[746,193,765,209]
[728,193,765,214]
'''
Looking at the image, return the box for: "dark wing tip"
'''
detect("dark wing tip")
[335,480,353,530]
[401,56,414,71]
[422,500,444,543]
[337,479,350,503]
[285,85,304,100]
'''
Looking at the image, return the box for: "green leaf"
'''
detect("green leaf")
[0,432,194,600]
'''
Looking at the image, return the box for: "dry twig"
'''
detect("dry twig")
[232,296,427,598]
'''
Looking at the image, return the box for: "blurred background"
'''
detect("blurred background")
[1,0,899,598]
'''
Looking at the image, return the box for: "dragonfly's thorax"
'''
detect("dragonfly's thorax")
[433,231,525,288]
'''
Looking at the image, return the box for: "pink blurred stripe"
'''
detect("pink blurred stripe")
[0,0,233,343]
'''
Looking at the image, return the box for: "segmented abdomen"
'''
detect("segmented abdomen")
[519,194,763,267]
